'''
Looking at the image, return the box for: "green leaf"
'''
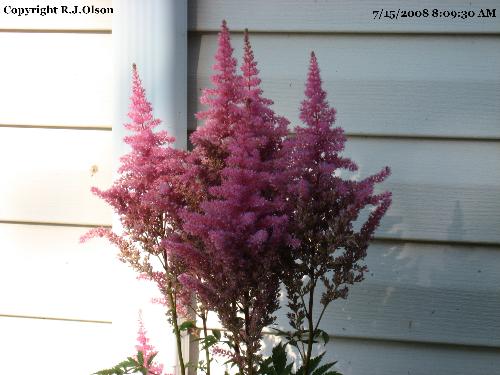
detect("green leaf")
[147,351,158,366]
[308,353,325,372]
[200,334,218,350]
[288,339,298,349]
[312,362,335,375]
[212,329,222,340]
[271,343,287,373]
[321,331,330,344]
[137,350,144,366]
[179,320,196,331]
[269,327,290,337]
[126,357,138,366]
[296,353,334,375]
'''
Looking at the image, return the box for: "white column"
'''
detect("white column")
[111,1,189,374]
[113,0,187,156]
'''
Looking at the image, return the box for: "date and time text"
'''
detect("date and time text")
[373,8,496,20]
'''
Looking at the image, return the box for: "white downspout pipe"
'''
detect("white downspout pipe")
[111,1,189,374]
[113,0,187,153]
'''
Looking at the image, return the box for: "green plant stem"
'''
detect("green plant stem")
[201,310,211,375]
[243,293,254,375]
[303,271,316,375]
[167,282,186,375]
[314,303,328,333]
[231,301,245,375]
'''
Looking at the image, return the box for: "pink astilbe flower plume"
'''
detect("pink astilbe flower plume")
[171,30,291,375]
[166,21,244,309]
[136,311,166,375]
[188,20,243,193]
[81,63,189,292]
[81,64,193,374]
[280,52,391,374]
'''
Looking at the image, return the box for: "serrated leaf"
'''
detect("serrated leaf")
[296,353,325,375]
[271,343,287,373]
[312,362,335,375]
[200,335,218,350]
[308,353,325,372]
[147,351,158,366]
[137,350,144,366]
[126,356,138,366]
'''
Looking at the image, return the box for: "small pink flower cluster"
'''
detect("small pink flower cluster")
[136,312,166,375]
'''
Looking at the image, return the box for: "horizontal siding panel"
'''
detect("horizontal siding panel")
[0,317,115,374]
[189,0,500,34]
[344,138,500,244]
[0,224,118,321]
[258,336,500,375]
[274,241,500,348]
[188,33,500,139]
[0,224,178,372]
[0,128,112,225]
[202,242,500,349]
[0,32,112,127]
[0,0,112,30]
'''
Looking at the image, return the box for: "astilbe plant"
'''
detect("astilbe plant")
[135,312,167,375]
[81,64,193,375]
[94,312,170,375]
[170,30,292,375]
[277,52,392,375]
[83,20,392,375]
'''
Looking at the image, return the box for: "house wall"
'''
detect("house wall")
[0,1,118,374]
[188,1,500,374]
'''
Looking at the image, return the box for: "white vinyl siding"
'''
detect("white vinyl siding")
[0,33,112,128]
[0,1,114,374]
[188,0,500,34]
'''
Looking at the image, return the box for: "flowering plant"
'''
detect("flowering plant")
[82,63,193,375]
[276,52,391,374]
[93,312,169,375]
[84,21,391,375]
